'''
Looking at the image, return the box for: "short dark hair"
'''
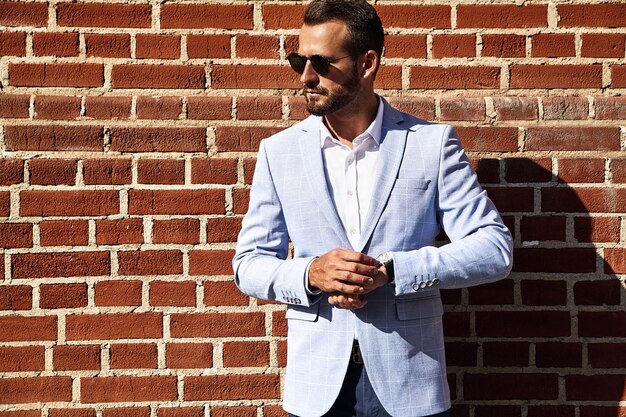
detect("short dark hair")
[303,0,384,59]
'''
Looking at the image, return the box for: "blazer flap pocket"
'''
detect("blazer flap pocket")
[394,178,431,190]
[395,295,443,320]
[285,303,320,322]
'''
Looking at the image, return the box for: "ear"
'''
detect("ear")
[361,50,379,81]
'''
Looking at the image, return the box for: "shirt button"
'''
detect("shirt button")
[347,156,354,163]
[350,228,357,235]
[347,190,354,196]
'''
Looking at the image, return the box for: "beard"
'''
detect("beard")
[303,65,361,116]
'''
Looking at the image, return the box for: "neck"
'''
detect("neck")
[323,92,379,148]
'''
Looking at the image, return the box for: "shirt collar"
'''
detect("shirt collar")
[319,96,384,148]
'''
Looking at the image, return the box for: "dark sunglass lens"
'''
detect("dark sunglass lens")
[309,55,330,76]
[287,53,306,74]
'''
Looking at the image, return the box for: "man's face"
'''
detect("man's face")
[297,21,361,116]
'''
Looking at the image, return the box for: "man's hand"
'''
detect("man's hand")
[325,264,390,310]
[308,248,379,295]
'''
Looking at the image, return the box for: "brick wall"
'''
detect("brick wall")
[1,1,625,416]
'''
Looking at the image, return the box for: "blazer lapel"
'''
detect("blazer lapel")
[356,101,408,253]
[299,116,352,248]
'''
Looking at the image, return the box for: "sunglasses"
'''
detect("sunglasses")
[287,52,352,76]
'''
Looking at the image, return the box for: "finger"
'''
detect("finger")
[339,250,380,266]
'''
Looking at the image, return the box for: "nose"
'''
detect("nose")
[300,60,319,85]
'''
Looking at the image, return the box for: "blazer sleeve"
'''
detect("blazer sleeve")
[391,126,513,296]
[232,140,319,307]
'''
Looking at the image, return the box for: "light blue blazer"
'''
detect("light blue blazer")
[233,99,513,417]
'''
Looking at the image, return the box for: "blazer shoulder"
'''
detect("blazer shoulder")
[261,116,318,152]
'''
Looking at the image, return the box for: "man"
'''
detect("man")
[233,0,513,416]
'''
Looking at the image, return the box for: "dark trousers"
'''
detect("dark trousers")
[288,357,451,417]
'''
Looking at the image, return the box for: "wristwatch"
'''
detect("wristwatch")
[377,252,395,283]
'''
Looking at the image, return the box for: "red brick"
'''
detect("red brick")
[66,312,163,340]
[514,248,596,273]
[433,35,476,58]
[521,216,566,241]
[263,406,288,417]
[467,279,514,305]
[136,34,181,59]
[10,63,103,87]
[184,374,280,400]
[558,158,604,184]
[475,406,521,417]
[0,286,32,310]
[0,377,72,404]
[109,127,205,152]
[190,158,237,184]
[37,220,85,248]
[605,249,626,273]
[485,187,534,213]
[579,311,626,337]
[575,217,620,243]
[526,127,619,151]
[189,249,234,276]
[410,66,500,89]
[476,310,570,337]
[110,343,158,369]
[0,346,45,371]
[482,342,529,367]
[12,251,110,279]
[49,409,97,417]
[187,34,231,59]
[204,280,249,306]
[588,343,626,368]
[118,250,182,276]
[582,33,626,58]
[84,96,131,120]
[112,65,205,89]
[170,312,265,338]
[543,187,626,213]
[224,341,269,367]
[532,33,575,57]
[387,97,434,120]
[574,280,621,305]
[102,408,149,417]
[596,96,626,120]
[233,189,249,214]
[150,281,196,307]
[213,65,299,89]
[0,192,9,218]
[153,219,200,244]
[161,4,253,29]
[0,316,57,341]
[0,2,48,27]
[0,411,40,417]
[558,4,626,28]
[215,126,280,152]
[85,33,130,58]
[94,280,142,307]
[20,190,118,217]
[262,4,305,29]
[210,407,256,417]
[456,127,518,152]
[444,342,477,367]
[612,158,626,183]
[158,407,204,417]
[440,98,484,121]
[285,35,299,55]
[128,189,225,215]
[34,95,81,120]
[376,5,450,28]
[481,34,526,58]
[138,159,185,184]
[57,3,151,28]
[272,311,287,337]
[236,35,279,59]
[528,405,575,417]
[83,159,132,185]
[137,96,181,119]
[0,94,29,118]
[0,31,26,56]
[566,375,626,401]
[521,279,567,306]
[472,158,500,184]
[81,376,177,403]
[442,312,470,337]
[237,96,282,120]
[40,283,88,309]
[166,343,213,369]
[29,158,77,185]
[187,96,232,120]
[457,4,547,28]
[0,223,32,248]
[206,217,242,243]
[492,97,537,121]
[543,96,589,120]
[510,65,602,89]
[384,35,427,59]
[5,125,103,151]
[377,65,402,89]
[54,345,100,371]
[288,96,308,121]
[33,32,78,57]
[612,65,626,87]
[465,373,558,400]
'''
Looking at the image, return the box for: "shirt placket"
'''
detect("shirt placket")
[344,144,361,248]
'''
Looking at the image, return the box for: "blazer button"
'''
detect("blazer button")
[412,283,420,291]
[293,298,301,305]
[419,281,427,289]
[433,278,441,285]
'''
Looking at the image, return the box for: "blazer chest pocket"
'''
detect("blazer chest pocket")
[285,303,320,322]
[395,294,443,321]
[393,178,431,190]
